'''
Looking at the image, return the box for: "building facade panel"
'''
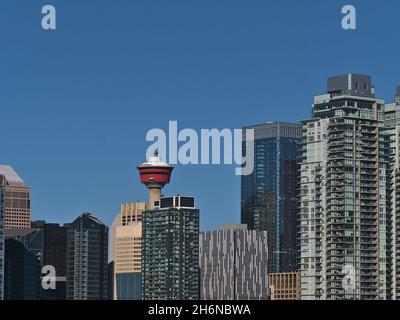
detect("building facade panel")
[268,272,301,300]
[199,225,268,300]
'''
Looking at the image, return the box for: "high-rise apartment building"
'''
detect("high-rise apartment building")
[299,74,391,300]
[199,224,268,300]
[384,87,400,299]
[0,187,4,300]
[109,202,145,300]
[142,196,199,300]
[268,272,301,300]
[66,213,108,300]
[0,165,31,229]
[241,122,301,273]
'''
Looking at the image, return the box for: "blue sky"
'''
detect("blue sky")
[0,0,399,230]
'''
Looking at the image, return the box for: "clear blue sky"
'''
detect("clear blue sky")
[1,0,399,230]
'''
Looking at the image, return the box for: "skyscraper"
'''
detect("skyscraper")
[199,224,268,300]
[142,196,200,300]
[109,202,145,264]
[384,87,400,299]
[241,122,301,273]
[32,220,68,300]
[0,165,31,229]
[114,223,142,300]
[299,74,391,300]
[66,213,108,300]
[0,187,4,300]
[109,202,145,300]
[4,228,43,300]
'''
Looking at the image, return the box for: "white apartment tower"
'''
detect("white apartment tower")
[384,87,400,299]
[299,74,391,300]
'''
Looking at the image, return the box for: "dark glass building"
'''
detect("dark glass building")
[4,228,43,300]
[32,221,68,300]
[116,273,141,300]
[66,213,108,300]
[241,122,301,273]
[108,261,114,300]
[142,196,199,300]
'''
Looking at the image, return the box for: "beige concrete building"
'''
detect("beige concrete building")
[109,202,146,300]
[115,223,142,273]
[268,272,301,300]
[110,202,145,262]
[0,165,31,229]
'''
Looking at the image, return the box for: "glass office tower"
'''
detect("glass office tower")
[31,220,68,300]
[66,213,108,300]
[241,122,301,273]
[4,228,43,300]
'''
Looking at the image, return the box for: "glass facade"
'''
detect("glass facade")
[31,221,68,300]
[116,272,141,300]
[199,225,268,300]
[66,213,109,300]
[4,228,43,300]
[241,122,301,273]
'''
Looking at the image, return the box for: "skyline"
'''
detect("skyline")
[1,0,400,231]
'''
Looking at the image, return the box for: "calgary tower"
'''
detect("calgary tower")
[137,151,174,209]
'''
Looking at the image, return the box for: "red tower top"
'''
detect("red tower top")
[137,151,173,188]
